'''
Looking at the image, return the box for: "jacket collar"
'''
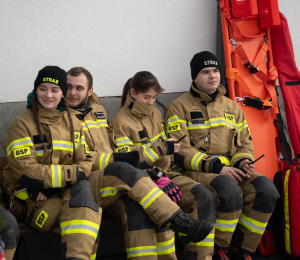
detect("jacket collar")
[190,83,226,102]
[124,93,153,117]
[38,107,65,125]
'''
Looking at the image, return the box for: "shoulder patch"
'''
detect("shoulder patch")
[35,210,49,228]
[85,145,90,154]
[224,113,236,123]
[74,132,80,143]
[94,112,105,120]
[14,147,31,158]
[168,123,180,133]
[190,111,203,119]
[116,146,131,153]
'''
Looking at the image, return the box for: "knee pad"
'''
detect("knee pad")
[251,176,280,213]
[210,175,243,213]
[121,195,154,231]
[104,162,148,188]
[190,184,216,223]
[69,180,99,212]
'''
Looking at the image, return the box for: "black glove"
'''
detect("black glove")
[113,150,140,169]
[164,141,175,155]
[77,171,89,182]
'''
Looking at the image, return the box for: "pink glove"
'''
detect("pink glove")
[153,177,182,203]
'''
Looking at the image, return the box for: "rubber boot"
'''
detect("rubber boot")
[168,209,215,244]
[230,247,252,260]
[212,249,230,260]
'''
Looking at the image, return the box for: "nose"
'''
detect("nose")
[69,88,76,96]
[45,89,52,98]
[148,99,155,105]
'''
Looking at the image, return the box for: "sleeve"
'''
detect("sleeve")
[230,107,255,168]
[165,103,219,173]
[110,122,170,169]
[4,120,92,190]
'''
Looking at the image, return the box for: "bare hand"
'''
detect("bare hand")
[166,138,180,153]
[36,192,48,202]
[219,166,247,184]
[239,159,255,177]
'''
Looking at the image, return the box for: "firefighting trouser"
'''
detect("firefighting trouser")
[188,171,280,254]
[12,180,101,260]
[89,162,183,260]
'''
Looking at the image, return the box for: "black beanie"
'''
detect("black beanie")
[190,51,219,80]
[34,66,68,97]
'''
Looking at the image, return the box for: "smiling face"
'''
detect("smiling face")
[66,73,93,109]
[36,83,63,110]
[130,87,158,105]
[193,67,220,94]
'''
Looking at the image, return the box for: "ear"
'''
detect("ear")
[129,88,135,97]
[88,87,93,97]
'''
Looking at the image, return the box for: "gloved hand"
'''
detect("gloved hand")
[113,150,140,169]
[153,176,182,203]
[77,171,89,182]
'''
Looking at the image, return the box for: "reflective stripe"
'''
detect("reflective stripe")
[189,233,214,247]
[126,246,157,258]
[6,137,34,156]
[191,152,206,171]
[238,213,267,235]
[149,132,167,143]
[51,165,62,188]
[139,187,164,210]
[75,136,87,150]
[284,169,292,254]
[15,190,29,200]
[90,253,96,260]
[115,137,134,147]
[215,218,238,232]
[231,153,254,164]
[100,187,118,197]
[167,115,187,127]
[143,146,159,163]
[52,140,73,152]
[35,145,52,156]
[157,236,175,255]
[99,153,112,170]
[81,120,108,130]
[60,220,99,239]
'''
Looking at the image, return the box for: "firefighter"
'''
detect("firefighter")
[3,66,102,260]
[66,67,215,260]
[109,71,217,260]
[164,51,280,260]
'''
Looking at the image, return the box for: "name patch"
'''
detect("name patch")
[225,113,236,123]
[43,77,59,84]
[168,123,180,133]
[35,210,49,228]
[116,146,131,153]
[14,148,31,158]
[85,145,90,154]
[94,112,105,120]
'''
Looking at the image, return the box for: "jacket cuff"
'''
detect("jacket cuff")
[212,162,225,174]
[233,158,253,169]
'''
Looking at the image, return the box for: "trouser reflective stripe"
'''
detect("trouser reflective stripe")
[51,165,62,188]
[100,187,118,197]
[139,187,164,210]
[188,233,214,247]
[157,236,175,255]
[99,153,112,170]
[238,213,267,235]
[126,246,157,258]
[90,253,96,260]
[215,218,239,232]
[60,220,99,239]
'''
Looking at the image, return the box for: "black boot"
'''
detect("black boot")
[167,209,214,244]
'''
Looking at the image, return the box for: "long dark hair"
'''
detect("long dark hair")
[121,71,164,107]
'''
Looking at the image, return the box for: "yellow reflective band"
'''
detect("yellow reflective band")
[139,187,164,210]
[6,137,34,156]
[116,146,131,153]
[126,245,157,258]
[215,218,239,232]
[35,210,49,228]
[52,140,73,152]
[231,153,254,164]
[115,136,134,147]
[60,220,99,239]
[238,213,267,235]
[218,156,231,166]
[191,152,206,171]
[167,115,187,127]
[99,153,112,170]
[157,236,175,255]
[51,165,62,188]
[284,169,292,254]
[13,147,31,158]
[84,119,108,129]
[90,253,96,260]
[189,233,214,247]
[15,190,29,200]
[178,232,187,236]
[99,187,118,197]
[143,146,159,163]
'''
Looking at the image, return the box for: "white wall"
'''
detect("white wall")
[0,0,299,103]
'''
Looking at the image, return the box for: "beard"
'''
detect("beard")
[67,92,89,110]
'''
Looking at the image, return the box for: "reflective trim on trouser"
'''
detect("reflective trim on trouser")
[189,233,215,247]
[139,187,164,210]
[90,253,96,260]
[157,236,175,255]
[60,220,100,239]
[215,218,239,232]
[238,213,267,235]
[126,246,157,258]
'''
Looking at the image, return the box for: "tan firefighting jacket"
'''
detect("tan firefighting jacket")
[164,84,254,172]
[109,94,171,171]
[3,108,92,193]
[70,93,115,171]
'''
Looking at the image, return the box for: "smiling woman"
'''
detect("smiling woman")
[36,83,63,110]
